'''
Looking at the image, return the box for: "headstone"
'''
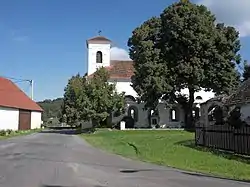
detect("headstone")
[120,121,125,130]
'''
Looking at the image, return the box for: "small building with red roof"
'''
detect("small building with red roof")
[0,77,43,130]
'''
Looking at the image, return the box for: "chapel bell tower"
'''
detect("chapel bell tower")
[86,32,112,75]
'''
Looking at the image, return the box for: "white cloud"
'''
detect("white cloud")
[197,0,250,37]
[110,47,132,60]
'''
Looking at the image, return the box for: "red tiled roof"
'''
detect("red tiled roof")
[0,77,43,112]
[108,60,134,79]
[88,60,134,80]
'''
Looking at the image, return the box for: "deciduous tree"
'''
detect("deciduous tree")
[128,0,241,128]
[63,73,86,126]
[85,67,125,127]
[62,68,125,129]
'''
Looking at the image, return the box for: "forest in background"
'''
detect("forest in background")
[37,98,63,122]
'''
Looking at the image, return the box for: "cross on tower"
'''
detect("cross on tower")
[98,30,102,36]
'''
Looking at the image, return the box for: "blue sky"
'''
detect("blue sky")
[1,0,250,101]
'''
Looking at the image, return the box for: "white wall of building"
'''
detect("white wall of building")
[0,107,19,130]
[87,43,111,75]
[109,80,138,98]
[239,104,250,124]
[31,111,42,129]
[110,79,214,104]
[112,81,214,104]
[177,88,215,104]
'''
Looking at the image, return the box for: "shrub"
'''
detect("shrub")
[6,129,13,135]
[227,107,247,129]
[0,130,6,136]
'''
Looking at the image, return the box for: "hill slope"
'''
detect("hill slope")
[37,98,63,122]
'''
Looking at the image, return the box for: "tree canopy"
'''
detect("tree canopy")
[62,73,85,125]
[128,0,242,127]
[62,68,125,128]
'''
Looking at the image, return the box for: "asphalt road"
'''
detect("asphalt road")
[0,130,248,187]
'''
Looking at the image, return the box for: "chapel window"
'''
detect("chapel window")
[96,51,103,63]
[170,108,178,121]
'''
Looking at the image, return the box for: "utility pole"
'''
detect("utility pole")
[2,76,34,100]
[28,79,34,100]
[31,80,34,100]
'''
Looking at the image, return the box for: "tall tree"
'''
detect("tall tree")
[63,73,87,126]
[128,17,171,108]
[85,67,125,127]
[128,0,241,128]
[62,68,125,128]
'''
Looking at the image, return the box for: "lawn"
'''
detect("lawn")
[82,130,250,181]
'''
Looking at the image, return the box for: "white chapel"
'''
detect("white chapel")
[86,35,138,99]
[86,35,215,128]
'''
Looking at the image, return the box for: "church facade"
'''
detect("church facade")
[86,35,215,128]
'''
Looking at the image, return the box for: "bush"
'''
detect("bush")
[0,130,6,136]
[0,129,37,137]
[6,129,13,135]
[227,107,247,129]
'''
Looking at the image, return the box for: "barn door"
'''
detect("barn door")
[19,110,31,130]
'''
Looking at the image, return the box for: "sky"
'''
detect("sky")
[0,0,250,102]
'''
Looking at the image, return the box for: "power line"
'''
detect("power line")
[0,75,31,82]
[13,80,29,84]
[0,75,34,100]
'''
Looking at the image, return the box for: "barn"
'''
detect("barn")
[0,77,43,130]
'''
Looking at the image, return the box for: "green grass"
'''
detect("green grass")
[82,130,250,181]
[0,129,41,140]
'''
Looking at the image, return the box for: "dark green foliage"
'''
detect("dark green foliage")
[62,68,125,128]
[0,130,7,136]
[243,60,250,82]
[0,129,15,136]
[227,107,247,129]
[128,17,169,108]
[62,73,85,126]
[128,0,242,128]
[160,1,241,94]
[211,106,227,125]
[37,98,63,122]
[85,68,125,127]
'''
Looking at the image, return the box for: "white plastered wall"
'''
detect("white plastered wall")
[31,111,42,129]
[87,43,111,75]
[0,106,19,130]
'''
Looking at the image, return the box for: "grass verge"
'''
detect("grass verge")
[81,130,250,181]
[0,129,41,140]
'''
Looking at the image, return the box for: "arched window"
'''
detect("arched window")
[128,106,139,122]
[150,110,154,115]
[170,108,178,121]
[196,96,203,100]
[96,51,103,63]
[131,109,135,119]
